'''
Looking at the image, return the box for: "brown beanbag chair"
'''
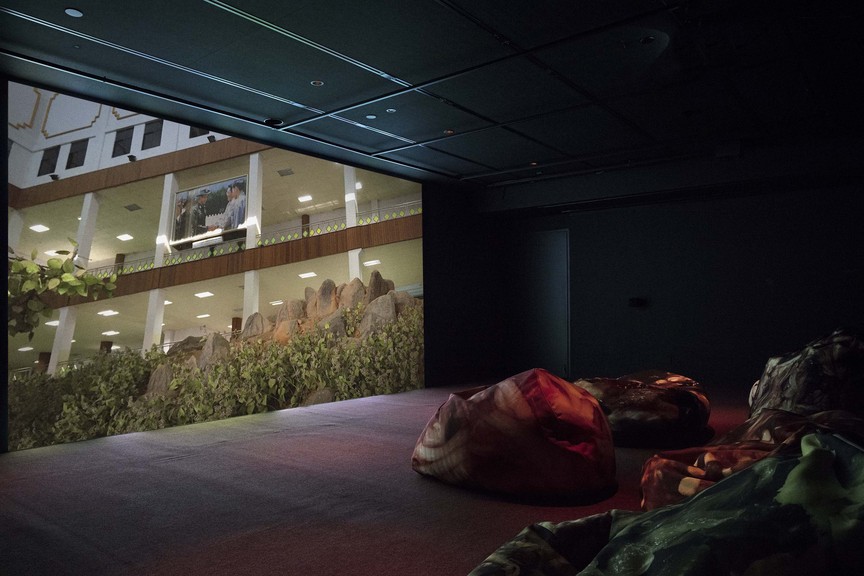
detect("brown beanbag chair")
[572,370,711,448]
[749,328,864,418]
[411,368,616,500]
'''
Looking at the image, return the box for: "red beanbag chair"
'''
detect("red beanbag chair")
[411,368,616,500]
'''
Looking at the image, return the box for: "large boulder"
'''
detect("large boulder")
[198,332,231,373]
[358,293,396,337]
[316,279,339,317]
[364,270,390,305]
[390,289,421,316]
[240,312,269,341]
[338,277,366,311]
[317,309,347,339]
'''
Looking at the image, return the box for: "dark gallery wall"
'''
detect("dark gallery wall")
[423,175,863,401]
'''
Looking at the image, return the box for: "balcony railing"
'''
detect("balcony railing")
[85,201,421,277]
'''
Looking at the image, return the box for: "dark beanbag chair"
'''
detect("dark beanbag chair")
[411,368,616,500]
[572,370,711,448]
[639,408,864,510]
[471,432,864,576]
[749,328,864,418]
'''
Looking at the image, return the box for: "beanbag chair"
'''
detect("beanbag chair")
[639,408,864,510]
[572,370,711,448]
[749,327,864,418]
[471,432,864,576]
[411,368,616,500]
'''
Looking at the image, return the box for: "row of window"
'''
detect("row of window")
[37,122,210,177]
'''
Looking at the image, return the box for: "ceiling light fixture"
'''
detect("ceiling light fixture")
[298,195,312,202]
[49,174,59,181]
[45,320,60,327]
[30,224,50,232]
[102,330,120,336]
[386,109,396,113]
[310,80,324,87]
[164,300,173,305]
[264,118,284,127]
[363,260,381,267]
[270,300,284,306]
[116,234,133,241]
[298,272,317,279]
[443,129,455,135]
[196,314,210,319]
[18,347,34,352]
[127,155,136,162]
[97,310,119,316]
[64,8,84,18]
[194,291,214,298]
[355,182,363,190]
[366,114,377,120]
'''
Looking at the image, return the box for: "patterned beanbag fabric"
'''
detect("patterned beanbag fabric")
[639,409,864,510]
[471,432,864,576]
[411,368,616,499]
[572,371,711,448]
[749,328,864,418]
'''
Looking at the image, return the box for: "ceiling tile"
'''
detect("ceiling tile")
[427,56,588,123]
[378,145,489,177]
[339,91,494,144]
[289,116,414,154]
[429,127,567,172]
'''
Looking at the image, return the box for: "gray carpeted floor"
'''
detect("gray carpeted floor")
[0,386,748,576]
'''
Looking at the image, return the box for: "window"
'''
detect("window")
[65,139,89,169]
[189,126,209,138]
[37,146,60,176]
[112,127,134,157]
[141,119,163,150]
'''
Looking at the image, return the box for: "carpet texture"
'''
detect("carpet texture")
[0,386,748,575]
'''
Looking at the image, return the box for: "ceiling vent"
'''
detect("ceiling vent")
[277,168,294,177]
[124,203,142,211]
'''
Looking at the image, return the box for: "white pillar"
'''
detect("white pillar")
[7,208,25,255]
[344,165,358,227]
[47,307,76,375]
[245,152,263,247]
[74,192,100,269]
[243,270,260,328]
[348,248,362,282]
[142,289,166,355]
[156,173,178,266]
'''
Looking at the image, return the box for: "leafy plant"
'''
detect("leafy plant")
[7,241,117,340]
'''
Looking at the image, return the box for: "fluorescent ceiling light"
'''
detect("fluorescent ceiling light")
[18,346,34,352]
[164,300,172,305]
[30,224,50,232]
[116,234,134,241]
[45,320,59,327]
[298,272,317,279]
[97,310,119,316]
[269,300,284,306]
[355,181,363,190]
[102,330,120,336]
[194,291,214,298]
[363,260,381,267]
[298,195,312,202]
[196,314,210,319]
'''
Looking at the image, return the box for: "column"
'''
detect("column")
[344,165,358,227]
[141,289,166,355]
[348,248,362,282]
[245,152,263,247]
[74,192,100,269]
[47,306,76,375]
[7,208,24,255]
[243,270,260,328]
[156,173,178,265]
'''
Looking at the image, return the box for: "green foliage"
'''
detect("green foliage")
[7,306,424,451]
[8,242,117,340]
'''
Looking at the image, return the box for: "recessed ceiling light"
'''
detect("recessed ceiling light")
[45,320,59,327]
[366,115,377,120]
[18,346,34,352]
[30,224,50,232]
[263,118,284,127]
[363,260,381,267]
[298,195,312,202]
[164,300,172,305]
[443,129,455,135]
[355,181,363,190]
[269,300,284,306]
[310,80,324,87]
[196,314,210,319]
[277,168,294,177]
[102,330,120,336]
[194,291,214,298]
[386,108,396,113]
[116,234,133,241]
[65,8,84,18]
[97,310,119,316]
[298,272,317,279]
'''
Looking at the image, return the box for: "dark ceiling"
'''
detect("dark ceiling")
[1,0,860,189]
